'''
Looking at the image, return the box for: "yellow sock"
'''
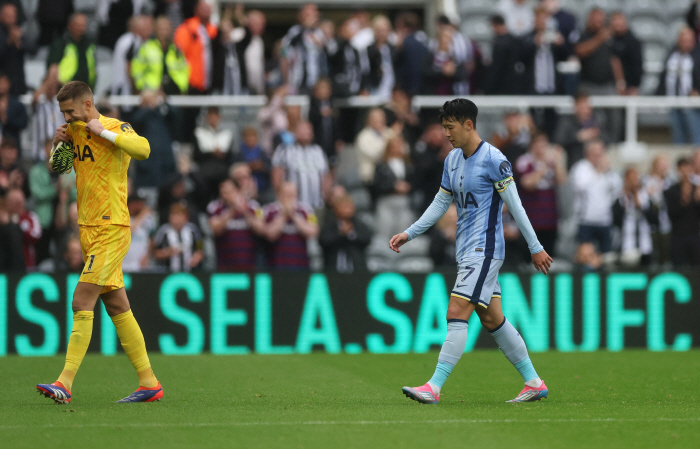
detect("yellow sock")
[112,310,158,388]
[57,311,94,391]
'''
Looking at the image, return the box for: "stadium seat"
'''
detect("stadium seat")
[367,255,393,272]
[459,0,498,17]
[624,0,665,20]
[395,257,434,273]
[630,17,671,46]
[460,17,492,42]
[644,43,669,70]
[335,146,363,189]
[665,0,692,21]
[348,187,372,212]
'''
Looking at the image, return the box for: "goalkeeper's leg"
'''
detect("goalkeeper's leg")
[102,288,162,403]
[37,282,102,403]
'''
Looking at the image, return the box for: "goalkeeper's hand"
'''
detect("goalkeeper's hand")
[52,123,70,147]
[49,140,74,175]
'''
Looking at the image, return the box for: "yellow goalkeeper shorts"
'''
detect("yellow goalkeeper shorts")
[78,225,131,293]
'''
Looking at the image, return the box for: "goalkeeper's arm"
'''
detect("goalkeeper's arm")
[100,130,151,160]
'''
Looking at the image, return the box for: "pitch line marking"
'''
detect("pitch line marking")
[2,417,700,430]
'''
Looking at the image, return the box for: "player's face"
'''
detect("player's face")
[59,98,89,124]
[442,118,471,148]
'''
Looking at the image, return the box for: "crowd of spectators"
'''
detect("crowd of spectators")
[4,0,700,274]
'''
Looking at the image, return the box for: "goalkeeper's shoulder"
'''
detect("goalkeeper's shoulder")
[102,118,151,160]
[103,117,138,136]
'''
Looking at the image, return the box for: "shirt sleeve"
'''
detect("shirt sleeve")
[498,183,544,254]
[439,154,453,195]
[487,149,514,188]
[404,189,453,241]
[271,147,284,168]
[112,122,150,160]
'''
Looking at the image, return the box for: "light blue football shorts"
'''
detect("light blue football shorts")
[450,256,503,308]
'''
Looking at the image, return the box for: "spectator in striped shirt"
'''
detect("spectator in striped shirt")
[207,178,266,271]
[263,182,319,270]
[31,66,62,162]
[153,203,204,272]
[271,121,332,210]
[514,132,567,255]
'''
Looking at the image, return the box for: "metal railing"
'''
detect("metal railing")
[21,94,700,145]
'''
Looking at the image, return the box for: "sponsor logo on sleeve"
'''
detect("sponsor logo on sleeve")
[495,176,515,192]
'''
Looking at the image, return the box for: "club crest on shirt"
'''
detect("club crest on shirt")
[499,161,512,177]
[120,123,135,134]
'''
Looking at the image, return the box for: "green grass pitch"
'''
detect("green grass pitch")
[2,351,699,449]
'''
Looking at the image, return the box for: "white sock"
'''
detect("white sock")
[525,377,543,388]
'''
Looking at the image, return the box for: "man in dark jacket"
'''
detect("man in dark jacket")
[610,12,643,96]
[394,11,428,96]
[0,72,28,153]
[320,194,371,272]
[365,15,396,100]
[0,186,25,272]
[664,157,700,266]
[486,15,528,95]
[327,18,364,98]
[0,2,25,95]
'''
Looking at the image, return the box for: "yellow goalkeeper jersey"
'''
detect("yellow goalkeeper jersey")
[67,115,147,226]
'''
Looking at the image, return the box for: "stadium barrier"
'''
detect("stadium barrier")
[20,94,700,146]
[0,271,695,356]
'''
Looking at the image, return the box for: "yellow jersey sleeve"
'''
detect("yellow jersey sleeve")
[107,121,151,161]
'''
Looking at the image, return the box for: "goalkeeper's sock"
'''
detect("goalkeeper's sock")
[489,317,541,384]
[57,311,94,392]
[427,320,468,395]
[112,310,159,388]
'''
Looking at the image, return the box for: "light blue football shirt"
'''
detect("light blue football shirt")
[441,140,512,261]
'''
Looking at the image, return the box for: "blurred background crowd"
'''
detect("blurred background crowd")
[2,0,700,274]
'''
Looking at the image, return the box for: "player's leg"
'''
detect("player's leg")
[101,288,159,388]
[476,296,547,402]
[402,295,475,404]
[402,262,486,404]
[36,281,102,403]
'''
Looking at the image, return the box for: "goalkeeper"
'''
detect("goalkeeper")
[36,81,162,404]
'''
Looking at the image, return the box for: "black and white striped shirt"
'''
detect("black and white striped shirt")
[153,222,203,272]
[272,142,329,209]
[31,94,62,161]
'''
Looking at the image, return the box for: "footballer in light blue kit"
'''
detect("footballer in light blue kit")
[389,99,553,403]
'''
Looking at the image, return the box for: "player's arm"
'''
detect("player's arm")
[496,179,552,274]
[86,119,150,160]
[390,158,454,253]
[490,151,552,273]
[389,188,452,253]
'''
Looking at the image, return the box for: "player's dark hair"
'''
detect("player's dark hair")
[57,81,93,103]
[439,98,478,128]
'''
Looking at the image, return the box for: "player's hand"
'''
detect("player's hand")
[86,119,106,136]
[532,250,553,275]
[389,232,409,253]
[53,123,70,146]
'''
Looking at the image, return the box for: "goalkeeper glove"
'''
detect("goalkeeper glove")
[49,141,75,175]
